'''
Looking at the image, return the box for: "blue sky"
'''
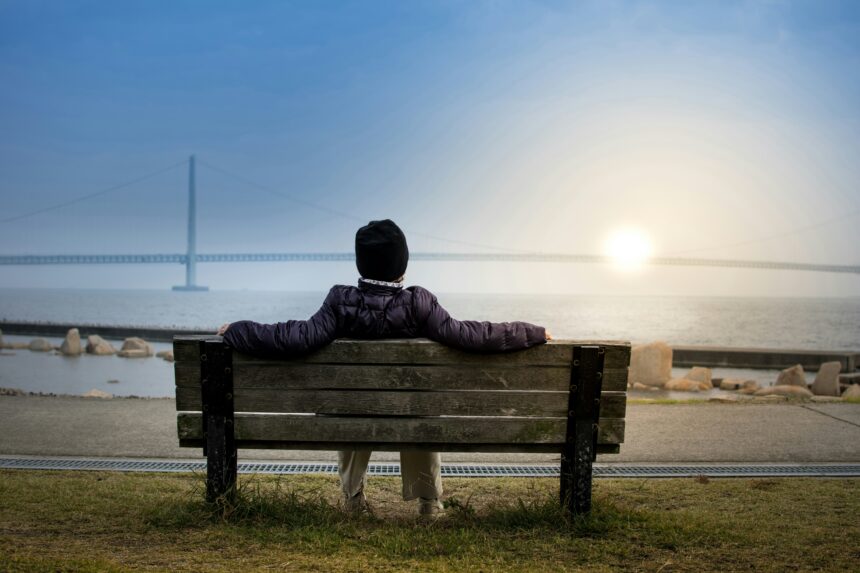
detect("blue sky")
[0,0,858,295]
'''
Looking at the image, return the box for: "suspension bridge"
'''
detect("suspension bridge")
[1,156,858,291]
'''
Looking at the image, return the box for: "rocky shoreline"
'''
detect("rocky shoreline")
[3,327,859,402]
[0,327,174,361]
[0,387,172,400]
[0,328,174,399]
[628,341,860,402]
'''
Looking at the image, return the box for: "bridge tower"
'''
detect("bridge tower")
[173,155,208,291]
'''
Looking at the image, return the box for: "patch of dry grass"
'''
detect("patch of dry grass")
[1,471,858,572]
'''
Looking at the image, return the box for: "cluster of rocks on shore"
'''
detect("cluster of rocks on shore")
[0,328,174,362]
[0,386,168,400]
[628,341,859,402]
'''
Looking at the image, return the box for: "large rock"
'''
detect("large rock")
[720,378,757,391]
[86,335,116,356]
[156,350,174,362]
[737,381,761,395]
[754,385,813,399]
[775,364,807,387]
[684,367,713,390]
[664,378,701,392]
[59,328,82,356]
[118,348,151,358]
[118,337,153,358]
[82,388,113,399]
[28,338,52,352]
[810,361,842,397]
[629,341,673,387]
[842,385,860,400]
[631,382,661,392]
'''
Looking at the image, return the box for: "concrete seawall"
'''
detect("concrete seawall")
[672,346,860,372]
[0,321,206,343]
[2,320,859,372]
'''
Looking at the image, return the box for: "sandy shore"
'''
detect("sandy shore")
[1,395,858,463]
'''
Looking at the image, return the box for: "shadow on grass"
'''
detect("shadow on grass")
[145,474,661,541]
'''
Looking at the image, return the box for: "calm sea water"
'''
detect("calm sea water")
[1,288,858,398]
[1,288,859,349]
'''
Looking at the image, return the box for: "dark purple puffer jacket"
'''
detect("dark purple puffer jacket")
[223,281,547,358]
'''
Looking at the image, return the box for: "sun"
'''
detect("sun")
[605,228,653,271]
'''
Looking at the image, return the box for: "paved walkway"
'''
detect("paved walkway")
[1,396,858,464]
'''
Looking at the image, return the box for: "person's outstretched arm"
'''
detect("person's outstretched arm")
[413,287,548,352]
[219,288,339,358]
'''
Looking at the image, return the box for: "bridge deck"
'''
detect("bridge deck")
[1,252,858,274]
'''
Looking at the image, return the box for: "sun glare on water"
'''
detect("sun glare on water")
[605,228,653,271]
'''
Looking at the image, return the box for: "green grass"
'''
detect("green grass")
[1,471,858,572]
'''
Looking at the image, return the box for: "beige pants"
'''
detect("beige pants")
[338,450,443,501]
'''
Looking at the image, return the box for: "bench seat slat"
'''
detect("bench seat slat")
[173,363,629,392]
[177,439,621,454]
[177,413,625,446]
[175,387,627,418]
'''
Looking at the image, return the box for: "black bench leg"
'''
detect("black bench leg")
[560,423,594,515]
[560,345,604,516]
[201,340,236,503]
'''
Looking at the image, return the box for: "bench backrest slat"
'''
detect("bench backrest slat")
[175,387,628,418]
[175,337,629,368]
[174,363,629,392]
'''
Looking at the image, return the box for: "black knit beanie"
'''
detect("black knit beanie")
[355,219,409,282]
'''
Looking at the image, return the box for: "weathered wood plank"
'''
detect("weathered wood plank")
[175,387,627,418]
[174,336,630,368]
[607,344,631,371]
[236,339,576,366]
[174,363,629,393]
[174,337,209,363]
[602,367,628,392]
[602,391,626,419]
[177,413,625,445]
[175,363,569,391]
[178,438,622,454]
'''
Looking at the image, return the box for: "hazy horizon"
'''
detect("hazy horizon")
[1,1,858,296]
[0,274,858,299]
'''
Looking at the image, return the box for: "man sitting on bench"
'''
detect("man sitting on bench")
[218,219,550,517]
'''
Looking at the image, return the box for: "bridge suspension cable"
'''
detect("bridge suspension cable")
[196,159,532,254]
[665,206,860,256]
[0,159,188,224]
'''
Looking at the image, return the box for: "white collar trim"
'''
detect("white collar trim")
[359,277,404,288]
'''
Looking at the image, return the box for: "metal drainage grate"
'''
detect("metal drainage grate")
[1,457,858,478]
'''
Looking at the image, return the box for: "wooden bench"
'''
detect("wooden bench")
[173,336,630,515]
